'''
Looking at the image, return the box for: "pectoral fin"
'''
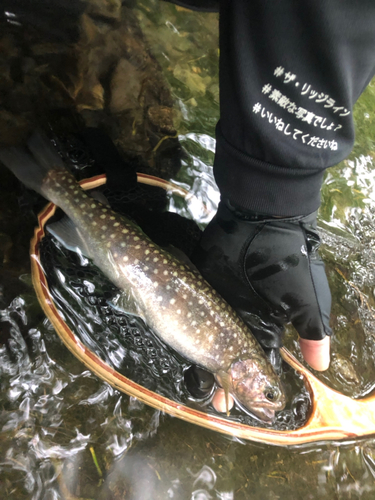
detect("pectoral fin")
[216,370,232,416]
[109,290,146,322]
[47,216,91,258]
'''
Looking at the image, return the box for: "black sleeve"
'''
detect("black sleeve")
[214,0,375,216]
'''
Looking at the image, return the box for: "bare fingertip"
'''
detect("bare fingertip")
[299,337,331,371]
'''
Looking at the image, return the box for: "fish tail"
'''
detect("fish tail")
[0,132,66,196]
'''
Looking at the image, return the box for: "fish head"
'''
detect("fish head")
[229,357,286,423]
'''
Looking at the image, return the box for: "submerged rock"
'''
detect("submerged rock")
[0,1,181,178]
[330,354,361,386]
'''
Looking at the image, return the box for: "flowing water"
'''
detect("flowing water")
[1,1,375,499]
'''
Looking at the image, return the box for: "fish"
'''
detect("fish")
[0,132,286,422]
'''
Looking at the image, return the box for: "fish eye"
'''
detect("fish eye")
[265,388,278,401]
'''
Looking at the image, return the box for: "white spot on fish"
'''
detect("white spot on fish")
[153,282,158,288]
[110,216,115,220]
[145,250,150,255]
[80,203,85,208]
[100,215,106,219]
[166,285,171,290]
[192,321,197,326]
[163,259,168,264]
[157,296,163,302]
[206,321,211,326]
[123,256,129,262]
[102,208,108,213]
[122,229,129,234]
[135,245,141,249]
[91,204,95,208]
[134,259,139,265]
[170,299,176,305]
[154,269,158,274]
[163,270,168,276]
[153,257,159,262]
[187,312,192,318]
[177,309,181,314]
[229,346,233,352]
[110,234,115,239]
[114,222,120,227]
[173,272,178,277]
[198,299,204,305]
[134,236,140,241]
[209,335,213,341]
[102,225,107,230]
[121,242,126,247]
[101,235,105,239]
[89,214,94,218]
[92,221,97,226]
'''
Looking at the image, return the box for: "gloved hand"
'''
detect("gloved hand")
[192,200,332,372]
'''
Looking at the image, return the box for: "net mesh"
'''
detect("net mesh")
[36,132,309,429]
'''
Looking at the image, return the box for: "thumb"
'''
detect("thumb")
[299,337,331,371]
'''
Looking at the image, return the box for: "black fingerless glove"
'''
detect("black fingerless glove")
[192,201,332,356]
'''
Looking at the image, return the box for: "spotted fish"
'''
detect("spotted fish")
[0,133,286,422]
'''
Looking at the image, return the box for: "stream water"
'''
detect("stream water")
[1,1,375,499]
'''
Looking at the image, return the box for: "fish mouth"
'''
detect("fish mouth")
[250,406,276,423]
[235,399,276,423]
